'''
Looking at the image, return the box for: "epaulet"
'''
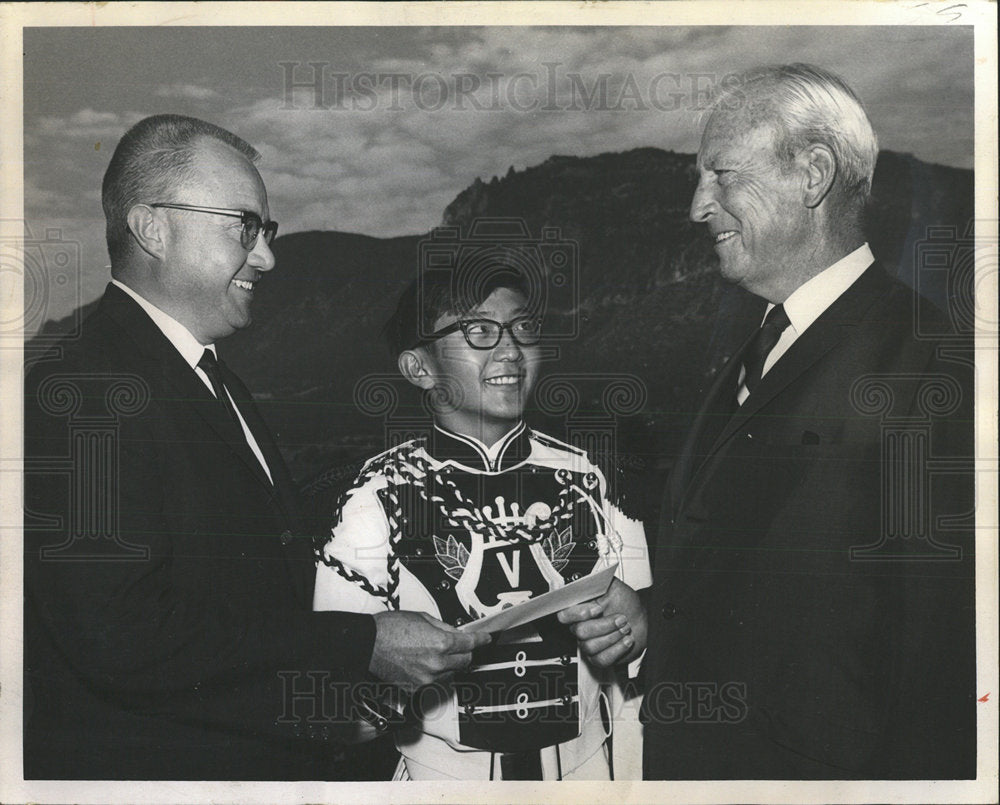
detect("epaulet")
[530,428,647,523]
[601,456,647,523]
[315,438,427,555]
[358,437,426,476]
[528,428,588,458]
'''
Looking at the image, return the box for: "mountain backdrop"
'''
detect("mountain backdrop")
[29,147,974,527]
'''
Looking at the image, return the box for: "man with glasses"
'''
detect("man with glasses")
[23,114,487,780]
[314,266,651,779]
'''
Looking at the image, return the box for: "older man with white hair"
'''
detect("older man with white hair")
[561,63,976,779]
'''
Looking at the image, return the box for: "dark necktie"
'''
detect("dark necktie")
[197,348,244,433]
[741,304,791,395]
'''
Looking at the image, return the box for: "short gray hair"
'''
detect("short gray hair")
[102,114,260,265]
[709,63,879,205]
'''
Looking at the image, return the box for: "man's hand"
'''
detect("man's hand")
[368,611,491,693]
[557,578,647,668]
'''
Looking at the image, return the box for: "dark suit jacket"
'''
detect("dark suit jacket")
[24,284,376,780]
[642,264,976,779]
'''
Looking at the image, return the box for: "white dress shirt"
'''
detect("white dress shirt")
[111,279,273,482]
[737,243,874,405]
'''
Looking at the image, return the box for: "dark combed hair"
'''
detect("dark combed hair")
[101,114,260,265]
[383,262,534,357]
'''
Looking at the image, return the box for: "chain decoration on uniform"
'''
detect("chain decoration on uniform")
[318,434,623,604]
[315,441,423,604]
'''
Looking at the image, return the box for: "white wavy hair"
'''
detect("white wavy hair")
[709,63,879,205]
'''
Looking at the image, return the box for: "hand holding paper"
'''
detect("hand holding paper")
[459,563,619,635]
[557,576,648,668]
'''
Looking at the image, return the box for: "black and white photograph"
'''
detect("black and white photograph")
[1,2,997,803]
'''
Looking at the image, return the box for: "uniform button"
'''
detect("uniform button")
[661,602,678,619]
[280,530,293,545]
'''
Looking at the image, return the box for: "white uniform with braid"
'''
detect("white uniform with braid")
[314,424,651,780]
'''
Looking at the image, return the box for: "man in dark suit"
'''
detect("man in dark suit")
[560,64,976,778]
[23,114,487,780]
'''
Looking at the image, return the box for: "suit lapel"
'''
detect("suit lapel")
[99,285,279,496]
[681,263,890,507]
[221,364,295,517]
[99,284,315,608]
[671,337,749,515]
[222,363,315,608]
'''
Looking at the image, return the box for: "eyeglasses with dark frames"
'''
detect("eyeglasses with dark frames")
[151,203,278,251]
[420,316,543,350]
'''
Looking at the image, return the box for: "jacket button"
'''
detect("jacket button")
[280,530,293,545]
[661,602,678,619]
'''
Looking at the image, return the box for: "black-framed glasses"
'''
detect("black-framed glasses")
[421,316,543,350]
[151,203,278,250]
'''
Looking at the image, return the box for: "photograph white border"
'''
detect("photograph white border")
[1,2,996,803]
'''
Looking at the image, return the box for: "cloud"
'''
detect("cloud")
[154,83,220,101]
[34,108,145,140]
[21,26,975,248]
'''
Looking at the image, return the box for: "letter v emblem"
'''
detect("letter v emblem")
[497,550,521,587]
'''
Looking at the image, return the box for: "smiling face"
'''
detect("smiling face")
[690,110,811,302]
[418,286,541,446]
[154,137,276,344]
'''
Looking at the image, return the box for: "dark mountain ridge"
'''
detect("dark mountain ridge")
[30,146,973,522]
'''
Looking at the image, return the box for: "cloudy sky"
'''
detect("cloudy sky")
[22,25,974,330]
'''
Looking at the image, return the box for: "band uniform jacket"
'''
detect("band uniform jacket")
[314,424,652,778]
[642,263,976,779]
[23,283,376,780]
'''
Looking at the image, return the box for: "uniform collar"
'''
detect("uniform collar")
[429,422,531,472]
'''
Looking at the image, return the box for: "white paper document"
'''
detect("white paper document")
[459,563,619,634]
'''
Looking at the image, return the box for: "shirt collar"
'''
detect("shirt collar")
[429,422,531,472]
[111,279,215,368]
[768,243,874,336]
